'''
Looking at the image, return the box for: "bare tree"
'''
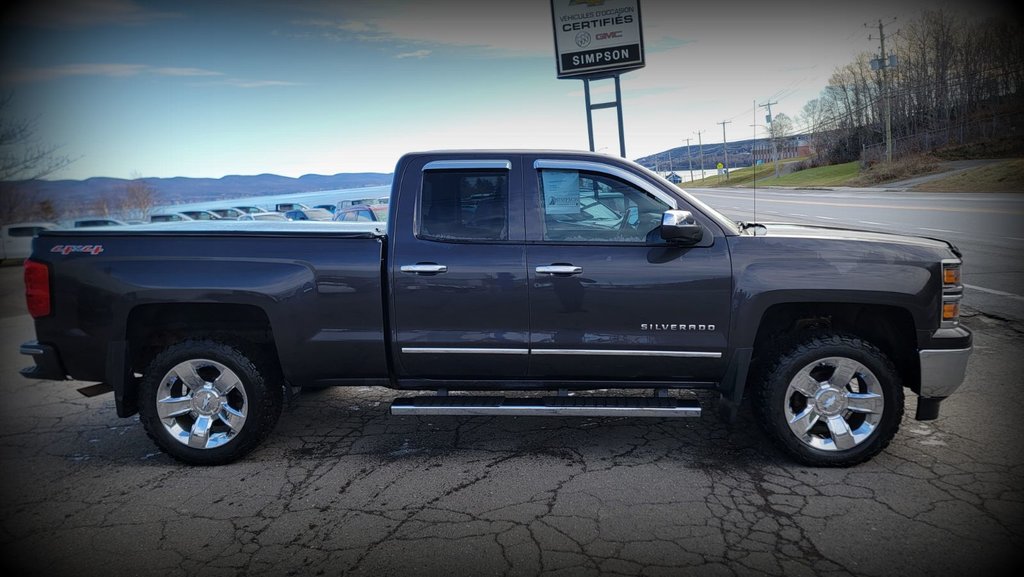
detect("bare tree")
[90,194,112,218]
[0,94,71,182]
[38,199,57,221]
[0,187,38,224]
[799,99,831,165]
[1,93,73,224]
[768,113,794,141]
[809,7,1024,164]
[120,172,157,220]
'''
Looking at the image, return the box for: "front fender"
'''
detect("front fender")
[729,252,937,349]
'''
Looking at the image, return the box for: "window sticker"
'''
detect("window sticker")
[542,170,581,215]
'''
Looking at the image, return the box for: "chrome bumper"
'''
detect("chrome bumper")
[919,346,972,398]
[20,340,69,381]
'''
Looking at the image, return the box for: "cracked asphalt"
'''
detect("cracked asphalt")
[1,265,1022,576]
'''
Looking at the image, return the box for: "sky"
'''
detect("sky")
[0,0,1004,180]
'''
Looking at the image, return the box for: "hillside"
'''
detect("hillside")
[635,135,807,172]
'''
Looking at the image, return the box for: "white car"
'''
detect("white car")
[149,212,195,223]
[210,208,248,219]
[1,222,58,262]
[63,218,129,228]
[180,210,222,221]
[283,208,333,221]
[233,206,269,214]
[237,212,288,221]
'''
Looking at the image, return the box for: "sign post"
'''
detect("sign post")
[550,0,644,158]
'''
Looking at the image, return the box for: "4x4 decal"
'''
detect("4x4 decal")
[51,244,104,256]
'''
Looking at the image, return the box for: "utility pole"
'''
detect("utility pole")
[695,130,706,181]
[759,100,779,178]
[717,120,732,181]
[685,137,693,183]
[869,19,896,163]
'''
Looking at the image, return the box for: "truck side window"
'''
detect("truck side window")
[420,170,508,241]
[538,169,668,243]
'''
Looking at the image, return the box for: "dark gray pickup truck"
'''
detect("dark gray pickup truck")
[20,150,972,466]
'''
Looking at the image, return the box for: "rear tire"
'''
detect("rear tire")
[754,333,903,467]
[138,339,283,465]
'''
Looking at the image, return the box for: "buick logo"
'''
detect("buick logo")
[575,31,592,48]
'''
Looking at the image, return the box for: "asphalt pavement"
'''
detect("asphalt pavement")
[1,187,1023,576]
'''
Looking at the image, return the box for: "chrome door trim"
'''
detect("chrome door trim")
[402,347,530,355]
[423,160,512,171]
[533,159,678,209]
[531,349,722,358]
[401,347,720,358]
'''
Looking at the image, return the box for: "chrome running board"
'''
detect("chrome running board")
[390,395,701,418]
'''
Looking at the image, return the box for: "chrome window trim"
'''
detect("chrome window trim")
[423,160,512,171]
[531,349,721,358]
[533,159,679,209]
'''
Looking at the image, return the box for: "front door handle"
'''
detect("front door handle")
[536,265,583,276]
[401,264,448,274]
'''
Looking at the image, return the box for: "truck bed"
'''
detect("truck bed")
[30,222,390,390]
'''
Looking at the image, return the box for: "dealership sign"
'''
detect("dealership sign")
[550,0,645,78]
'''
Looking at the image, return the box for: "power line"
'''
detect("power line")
[867,17,898,163]
[758,101,779,178]
[684,137,693,183]
[694,130,706,176]
[717,120,732,181]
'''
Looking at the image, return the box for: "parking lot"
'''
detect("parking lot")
[1,261,1022,576]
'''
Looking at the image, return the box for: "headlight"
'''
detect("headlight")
[941,259,963,328]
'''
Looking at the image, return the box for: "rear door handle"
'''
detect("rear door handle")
[401,264,448,274]
[536,265,583,275]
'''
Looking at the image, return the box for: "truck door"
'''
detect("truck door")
[390,157,529,379]
[524,158,732,381]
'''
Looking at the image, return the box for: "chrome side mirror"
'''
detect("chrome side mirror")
[660,210,704,244]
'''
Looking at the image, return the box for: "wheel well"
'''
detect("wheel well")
[750,303,919,392]
[127,303,279,373]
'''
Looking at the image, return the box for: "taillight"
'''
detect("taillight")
[24,259,51,318]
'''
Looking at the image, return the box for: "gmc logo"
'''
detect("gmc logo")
[596,31,622,40]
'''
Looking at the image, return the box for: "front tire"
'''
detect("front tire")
[754,333,904,467]
[138,339,283,465]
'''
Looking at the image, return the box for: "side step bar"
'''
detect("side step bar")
[390,395,701,418]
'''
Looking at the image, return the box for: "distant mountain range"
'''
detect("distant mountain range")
[3,171,395,211]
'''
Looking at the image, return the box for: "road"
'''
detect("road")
[1,187,1023,576]
[688,186,1024,324]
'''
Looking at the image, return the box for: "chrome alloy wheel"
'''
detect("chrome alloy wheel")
[155,359,248,449]
[783,356,885,451]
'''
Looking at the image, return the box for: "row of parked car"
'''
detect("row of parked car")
[148,199,389,224]
[1,196,391,263]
